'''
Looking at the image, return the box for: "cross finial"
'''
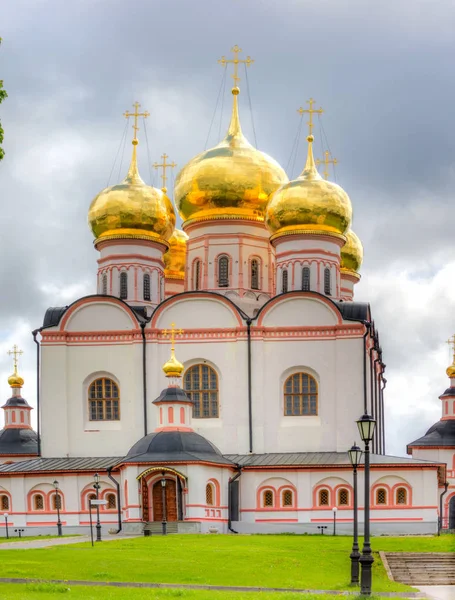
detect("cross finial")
[316,151,338,180]
[218,45,254,90]
[123,102,150,143]
[7,345,23,374]
[162,322,184,353]
[447,335,455,363]
[153,153,177,193]
[297,98,324,137]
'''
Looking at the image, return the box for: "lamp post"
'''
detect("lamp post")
[53,480,63,537]
[4,513,8,539]
[161,475,167,536]
[93,473,102,542]
[333,506,338,536]
[348,443,363,585]
[357,413,376,596]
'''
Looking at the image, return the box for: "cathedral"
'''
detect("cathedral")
[0,47,452,535]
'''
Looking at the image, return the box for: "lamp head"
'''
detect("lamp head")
[53,480,59,490]
[161,477,166,488]
[333,506,338,513]
[356,412,376,443]
[348,443,363,468]
[94,473,100,484]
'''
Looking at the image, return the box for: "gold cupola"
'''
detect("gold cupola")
[265,134,352,242]
[7,345,24,389]
[88,104,176,246]
[341,230,364,275]
[447,335,455,378]
[164,229,189,280]
[162,323,184,378]
[174,47,287,225]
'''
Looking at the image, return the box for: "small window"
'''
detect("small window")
[52,494,62,510]
[338,488,349,506]
[282,269,288,293]
[218,256,229,288]
[34,494,44,511]
[102,273,107,295]
[143,273,151,301]
[0,495,9,510]
[206,484,214,506]
[396,487,407,505]
[302,267,310,291]
[120,271,128,300]
[184,364,219,418]
[193,259,201,291]
[106,493,116,509]
[376,488,387,505]
[282,489,293,507]
[318,489,329,506]
[324,268,331,295]
[263,490,274,507]
[88,377,120,421]
[251,259,260,290]
[284,372,318,416]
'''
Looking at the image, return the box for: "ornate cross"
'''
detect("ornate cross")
[447,335,455,362]
[162,322,184,352]
[7,344,23,373]
[218,45,254,87]
[153,153,177,193]
[316,150,338,180]
[297,98,323,137]
[123,102,150,140]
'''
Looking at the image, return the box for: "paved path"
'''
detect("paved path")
[0,534,140,550]
[418,587,455,600]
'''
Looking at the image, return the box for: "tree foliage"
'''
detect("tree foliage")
[0,37,7,161]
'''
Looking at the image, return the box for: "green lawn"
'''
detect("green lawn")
[0,534,452,594]
[0,535,78,544]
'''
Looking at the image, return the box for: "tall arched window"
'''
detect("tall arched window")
[263,490,274,507]
[324,267,331,295]
[318,489,329,506]
[218,255,229,287]
[143,273,151,301]
[396,487,408,505]
[88,378,120,421]
[120,272,128,300]
[251,259,260,290]
[302,267,310,291]
[193,259,201,291]
[282,269,288,293]
[184,364,219,418]
[0,495,9,510]
[376,488,387,505]
[338,488,349,506]
[102,273,108,295]
[206,483,214,506]
[284,373,318,416]
[106,493,117,509]
[34,494,44,510]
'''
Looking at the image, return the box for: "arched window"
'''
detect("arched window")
[324,267,331,295]
[302,267,310,291]
[218,256,229,287]
[102,273,107,295]
[0,495,9,510]
[184,365,219,418]
[206,484,214,506]
[34,494,44,511]
[120,271,128,300]
[106,493,117,509]
[376,488,387,505]
[396,487,407,505]
[87,493,96,508]
[193,259,201,291]
[251,259,260,290]
[88,378,120,421]
[143,273,151,301]
[263,490,274,507]
[51,493,62,510]
[338,488,349,506]
[282,489,294,507]
[318,489,329,506]
[282,269,288,293]
[284,373,318,416]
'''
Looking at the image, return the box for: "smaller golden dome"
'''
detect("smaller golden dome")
[447,363,455,378]
[164,229,189,280]
[265,135,352,241]
[162,350,184,378]
[8,372,24,388]
[341,230,364,273]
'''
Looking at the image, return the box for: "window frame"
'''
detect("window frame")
[217,255,230,288]
[88,377,120,422]
[283,372,318,416]
[33,493,45,511]
[143,273,151,301]
[337,488,349,506]
[102,273,108,295]
[119,271,128,300]
[302,266,310,291]
[0,494,9,511]
[318,488,330,507]
[184,364,219,419]
[395,486,408,505]
[251,258,260,290]
[105,493,117,510]
[205,483,214,506]
[324,267,331,295]
[281,488,294,507]
[262,489,275,508]
[375,487,388,505]
[193,259,201,291]
[282,268,288,293]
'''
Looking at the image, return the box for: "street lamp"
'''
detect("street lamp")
[4,513,9,539]
[161,475,167,536]
[93,473,102,542]
[348,443,363,585]
[357,413,376,596]
[53,480,63,537]
[333,506,338,536]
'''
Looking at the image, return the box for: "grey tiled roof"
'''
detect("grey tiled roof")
[224,452,443,467]
[0,456,120,473]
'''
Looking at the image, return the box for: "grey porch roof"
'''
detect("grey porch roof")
[224,452,443,467]
[0,456,120,474]
[407,420,455,449]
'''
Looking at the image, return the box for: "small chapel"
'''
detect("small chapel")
[0,46,452,535]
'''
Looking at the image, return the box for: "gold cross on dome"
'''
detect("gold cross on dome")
[153,153,177,193]
[7,344,23,373]
[297,98,324,137]
[316,150,338,180]
[447,335,455,362]
[162,322,184,352]
[218,45,254,88]
[123,102,150,141]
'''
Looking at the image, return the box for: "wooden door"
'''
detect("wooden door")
[152,479,178,521]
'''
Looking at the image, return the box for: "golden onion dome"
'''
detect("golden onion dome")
[265,135,352,241]
[8,371,24,389]
[447,362,455,378]
[162,350,184,378]
[88,138,176,245]
[164,229,188,280]
[341,230,364,274]
[174,86,288,225]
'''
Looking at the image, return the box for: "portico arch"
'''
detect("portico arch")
[137,467,186,523]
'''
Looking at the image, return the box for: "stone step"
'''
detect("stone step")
[383,552,455,585]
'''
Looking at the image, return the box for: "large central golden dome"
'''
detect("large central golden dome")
[174,87,288,224]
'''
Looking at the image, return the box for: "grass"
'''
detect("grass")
[0,535,79,544]
[0,534,452,595]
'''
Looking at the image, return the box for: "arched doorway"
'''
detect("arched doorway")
[152,479,177,521]
[139,468,185,522]
[449,495,455,530]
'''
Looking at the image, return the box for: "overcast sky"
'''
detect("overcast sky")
[1,0,454,457]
